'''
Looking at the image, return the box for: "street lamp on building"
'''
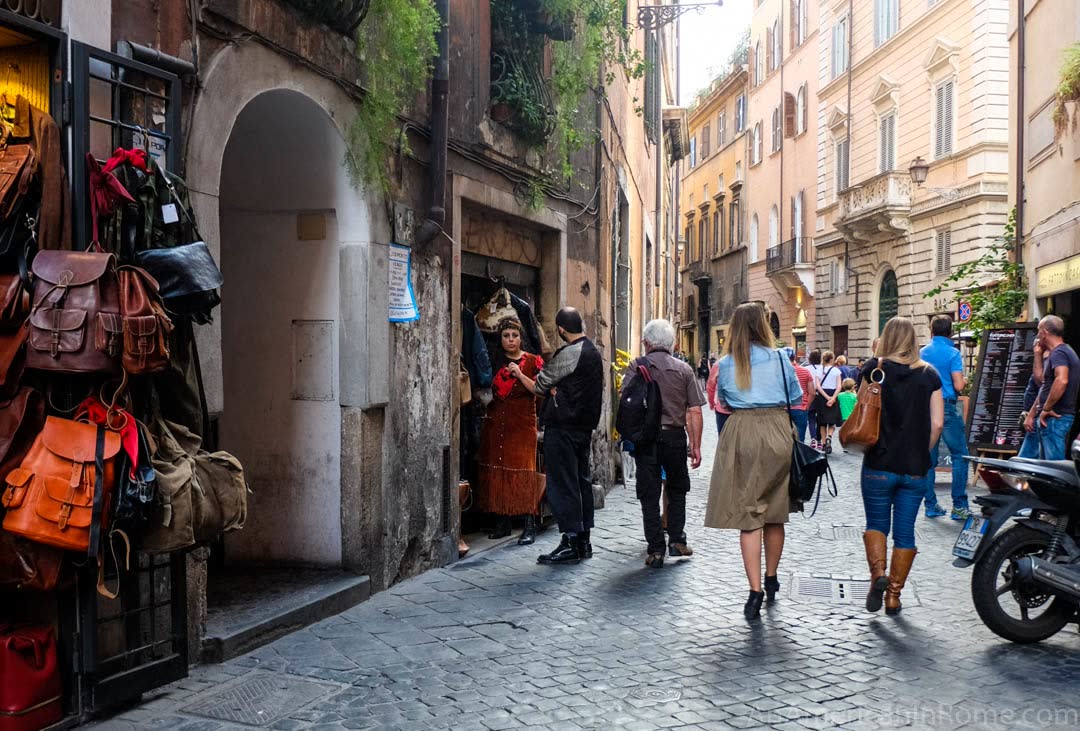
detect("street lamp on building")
[637,1,724,30]
[908,155,963,200]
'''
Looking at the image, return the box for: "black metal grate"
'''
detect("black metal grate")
[789,574,920,605]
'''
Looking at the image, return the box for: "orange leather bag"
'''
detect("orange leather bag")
[1,417,122,556]
[838,368,885,453]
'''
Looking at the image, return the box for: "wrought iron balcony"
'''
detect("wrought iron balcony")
[282,0,371,33]
[765,237,814,295]
[766,237,813,274]
[836,171,913,242]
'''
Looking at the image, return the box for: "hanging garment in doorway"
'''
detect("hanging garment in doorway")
[461,306,492,389]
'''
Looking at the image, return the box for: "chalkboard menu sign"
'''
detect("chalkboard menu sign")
[967,325,1038,452]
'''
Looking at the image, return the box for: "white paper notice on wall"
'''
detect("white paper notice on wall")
[131,129,168,171]
[388,243,420,322]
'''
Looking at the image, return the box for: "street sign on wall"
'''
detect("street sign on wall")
[958,301,972,323]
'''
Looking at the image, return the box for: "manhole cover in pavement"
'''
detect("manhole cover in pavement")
[629,686,682,704]
[830,525,926,541]
[790,575,920,606]
[184,673,340,726]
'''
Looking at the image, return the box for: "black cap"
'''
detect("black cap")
[555,307,584,334]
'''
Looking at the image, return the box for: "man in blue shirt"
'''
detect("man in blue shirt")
[921,316,971,520]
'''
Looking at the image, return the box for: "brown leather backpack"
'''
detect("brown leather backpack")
[119,266,172,374]
[0,273,29,396]
[27,250,122,374]
[838,368,885,453]
[2,417,122,556]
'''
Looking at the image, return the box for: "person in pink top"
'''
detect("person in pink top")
[706,361,732,433]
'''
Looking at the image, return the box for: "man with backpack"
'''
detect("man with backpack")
[618,319,705,568]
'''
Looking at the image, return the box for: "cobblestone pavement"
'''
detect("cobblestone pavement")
[95,425,1080,731]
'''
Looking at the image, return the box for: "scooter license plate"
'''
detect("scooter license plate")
[953,516,989,560]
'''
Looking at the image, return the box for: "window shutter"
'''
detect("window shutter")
[874,0,881,47]
[749,45,756,85]
[790,196,796,238]
[936,230,952,274]
[880,113,895,172]
[766,28,773,73]
[784,92,796,137]
[943,80,954,156]
[801,0,808,44]
[790,0,797,50]
[702,124,710,158]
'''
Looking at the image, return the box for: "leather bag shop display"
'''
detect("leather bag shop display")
[0,140,34,222]
[0,624,62,731]
[141,418,246,553]
[0,387,44,481]
[0,275,29,396]
[118,266,172,374]
[27,250,122,374]
[1,417,122,555]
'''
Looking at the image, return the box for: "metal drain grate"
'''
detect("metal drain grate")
[184,673,340,726]
[829,525,926,541]
[790,574,919,605]
[629,686,682,704]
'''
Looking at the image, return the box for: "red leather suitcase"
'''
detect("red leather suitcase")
[0,625,63,731]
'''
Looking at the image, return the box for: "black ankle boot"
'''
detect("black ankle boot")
[517,515,536,545]
[744,590,765,620]
[488,516,511,540]
[764,575,780,604]
[537,533,581,564]
[577,530,593,558]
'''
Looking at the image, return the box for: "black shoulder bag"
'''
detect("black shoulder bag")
[778,352,836,516]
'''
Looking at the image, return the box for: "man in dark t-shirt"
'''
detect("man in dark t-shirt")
[1019,316,1079,460]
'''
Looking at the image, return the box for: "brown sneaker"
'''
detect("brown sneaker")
[668,542,694,557]
[645,552,665,568]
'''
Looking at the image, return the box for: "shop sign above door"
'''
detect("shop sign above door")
[1036,252,1080,298]
[2,0,61,29]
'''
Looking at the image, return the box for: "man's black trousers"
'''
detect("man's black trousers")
[634,428,691,554]
[543,427,594,535]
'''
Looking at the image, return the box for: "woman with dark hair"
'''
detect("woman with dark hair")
[704,303,804,620]
[860,317,944,616]
[476,317,546,544]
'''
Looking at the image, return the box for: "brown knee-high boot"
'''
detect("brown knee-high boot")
[884,548,917,616]
[863,531,888,612]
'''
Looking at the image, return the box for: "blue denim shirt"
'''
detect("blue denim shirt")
[920,336,963,400]
[716,345,804,410]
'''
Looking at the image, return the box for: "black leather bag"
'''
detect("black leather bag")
[779,352,836,515]
[135,242,222,322]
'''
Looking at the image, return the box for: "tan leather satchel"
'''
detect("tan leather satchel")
[1,417,122,556]
[838,368,885,453]
[118,265,173,375]
[459,358,472,405]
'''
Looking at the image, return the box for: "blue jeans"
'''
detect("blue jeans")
[808,408,818,440]
[790,408,808,442]
[1018,414,1076,460]
[924,401,970,509]
[861,467,924,549]
[716,412,729,433]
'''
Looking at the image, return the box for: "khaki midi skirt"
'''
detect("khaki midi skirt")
[704,408,797,531]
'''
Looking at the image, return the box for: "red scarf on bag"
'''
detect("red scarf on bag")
[76,397,139,479]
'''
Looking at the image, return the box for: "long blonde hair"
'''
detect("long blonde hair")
[724,303,776,390]
[876,317,928,368]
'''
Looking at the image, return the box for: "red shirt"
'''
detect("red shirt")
[794,363,815,411]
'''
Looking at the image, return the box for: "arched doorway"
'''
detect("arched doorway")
[770,312,781,340]
[218,89,355,567]
[878,269,899,334]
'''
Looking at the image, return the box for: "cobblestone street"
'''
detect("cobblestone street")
[95,425,1080,730]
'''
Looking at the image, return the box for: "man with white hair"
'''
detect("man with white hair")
[621,319,706,568]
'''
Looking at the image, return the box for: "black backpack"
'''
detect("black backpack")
[616,358,663,447]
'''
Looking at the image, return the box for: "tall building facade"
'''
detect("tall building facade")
[744,0,819,356]
[813,0,1010,356]
[679,66,749,359]
[1012,0,1080,345]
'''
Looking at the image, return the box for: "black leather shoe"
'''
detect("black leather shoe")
[577,530,593,558]
[744,590,765,620]
[488,516,511,540]
[517,515,536,545]
[645,552,665,568]
[537,534,581,564]
[764,575,780,603]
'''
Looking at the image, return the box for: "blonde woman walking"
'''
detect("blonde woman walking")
[705,304,804,620]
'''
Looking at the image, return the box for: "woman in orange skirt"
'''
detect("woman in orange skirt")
[476,317,546,544]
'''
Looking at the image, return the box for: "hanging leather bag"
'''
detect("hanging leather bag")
[0,624,62,731]
[0,137,34,220]
[839,367,885,453]
[118,265,173,374]
[0,274,29,397]
[0,534,65,592]
[26,249,122,374]
[779,352,836,515]
[0,387,44,481]
[1,417,122,556]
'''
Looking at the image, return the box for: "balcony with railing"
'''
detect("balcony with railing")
[836,171,913,242]
[282,0,371,33]
[765,237,814,294]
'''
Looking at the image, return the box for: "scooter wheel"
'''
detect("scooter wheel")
[971,524,1076,644]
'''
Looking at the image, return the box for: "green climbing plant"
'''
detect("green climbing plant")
[345,0,440,191]
[1053,42,1080,137]
[925,207,1028,341]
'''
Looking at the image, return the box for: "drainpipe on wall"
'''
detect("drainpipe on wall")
[1015,0,1025,271]
[655,26,664,327]
[415,0,449,246]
